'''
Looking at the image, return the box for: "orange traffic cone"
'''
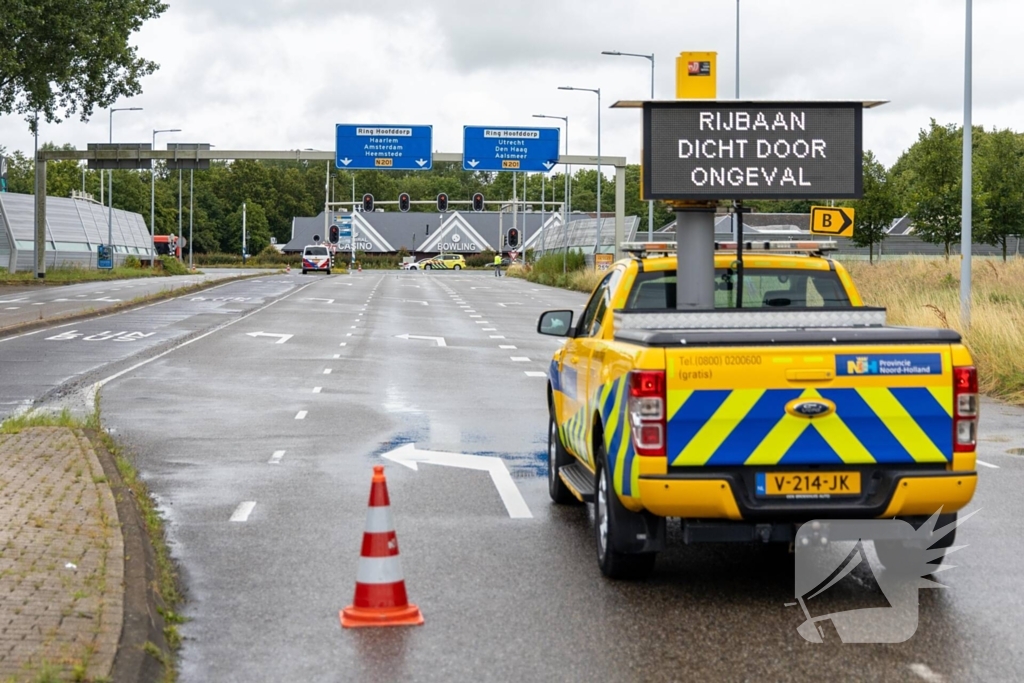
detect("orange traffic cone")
[341,466,423,628]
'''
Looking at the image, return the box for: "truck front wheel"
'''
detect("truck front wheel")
[595,450,656,580]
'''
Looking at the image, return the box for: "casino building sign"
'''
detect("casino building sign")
[642,102,863,200]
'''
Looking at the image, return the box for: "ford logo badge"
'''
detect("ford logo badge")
[786,398,836,419]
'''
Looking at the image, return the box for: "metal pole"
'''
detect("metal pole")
[242,201,247,264]
[541,173,545,257]
[960,0,973,327]
[108,112,114,258]
[648,57,654,242]
[189,169,194,270]
[676,207,716,310]
[151,131,156,265]
[736,0,741,98]
[596,89,602,260]
[32,112,40,278]
[565,118,569,273]
[178,169,182,260]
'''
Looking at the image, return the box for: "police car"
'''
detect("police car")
[301,245,332,275]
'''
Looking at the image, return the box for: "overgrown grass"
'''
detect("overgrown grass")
[0,408,96,434]
[844,257,1024,404]
[0,263,170,285]
[506,250,604,292]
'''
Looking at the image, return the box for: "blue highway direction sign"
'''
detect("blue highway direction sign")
[335,125,433,171]
[463,126,560,173]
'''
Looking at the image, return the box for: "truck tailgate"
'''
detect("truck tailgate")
[662,341,956,468]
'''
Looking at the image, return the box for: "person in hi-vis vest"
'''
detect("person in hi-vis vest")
[493,253,502,277]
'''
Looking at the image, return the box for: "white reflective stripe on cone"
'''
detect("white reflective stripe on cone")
[364,506,395,533]
[356,556,406,585]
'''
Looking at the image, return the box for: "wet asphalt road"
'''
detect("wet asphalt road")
[4,270,1024,681]
[0,268,272,333]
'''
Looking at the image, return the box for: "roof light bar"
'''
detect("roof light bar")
[620,240,838,257]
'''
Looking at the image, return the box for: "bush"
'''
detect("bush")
[159,255,192,275]
[123,255,142,269]
[467,251,497,268]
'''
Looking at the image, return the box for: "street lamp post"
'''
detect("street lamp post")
[602,51,655,241]
[533,114,570,272]
[558,86,601,259]
[961,0,973,327]
[107,107,142,263]
[151,128,181,266]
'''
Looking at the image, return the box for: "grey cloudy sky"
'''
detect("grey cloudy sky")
[3,0,1021,169]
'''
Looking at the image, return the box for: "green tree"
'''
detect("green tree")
[0,0,167,131]
[976,129,1024,260]
[849,151,900,263]
[223,203,271,256]
[890,120,983,258]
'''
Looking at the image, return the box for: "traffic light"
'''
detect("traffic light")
[399,192,411,212]
[507,228,519,248]
[362,193,374,213]
[472,192,484,212]
[329,225,339,244]
[437,193,448,212]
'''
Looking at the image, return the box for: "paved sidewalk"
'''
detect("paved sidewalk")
[0,428,123,683]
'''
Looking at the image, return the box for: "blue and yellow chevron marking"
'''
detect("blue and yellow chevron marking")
[598,376,639,498]
[668,387,953,467]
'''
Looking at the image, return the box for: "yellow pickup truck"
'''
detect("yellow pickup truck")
[538,242,978,579]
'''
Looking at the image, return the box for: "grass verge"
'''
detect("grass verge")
[843,257,1024,404]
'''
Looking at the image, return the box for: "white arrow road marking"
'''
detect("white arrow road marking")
[269,450,286,464]
[382,443,532,519]
[246,332,293,344]
[303,298,335,304]
[395,334,447,347]
[230,501,256,522]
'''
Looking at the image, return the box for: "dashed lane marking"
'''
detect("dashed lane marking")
[269,450,285,464]
[500,345,517,349]
[230,501,256,522]
[295,411,308,420]
[525,372,547,378]
[510,357,530,362]
[490,335,505,339]
[977,460,999,468]
[323,369,332,375]
[313,387,322,394]
[908,663,944,683]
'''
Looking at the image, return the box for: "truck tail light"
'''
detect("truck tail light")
[628,370,666,457]
[953,366,978,452]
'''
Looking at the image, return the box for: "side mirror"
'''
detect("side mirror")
[537,310,574,337]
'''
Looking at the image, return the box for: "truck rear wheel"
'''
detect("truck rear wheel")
[595,450,656,580]
[547,411,576,505]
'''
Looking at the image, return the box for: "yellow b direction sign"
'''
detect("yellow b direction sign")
[810,206,855,237]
